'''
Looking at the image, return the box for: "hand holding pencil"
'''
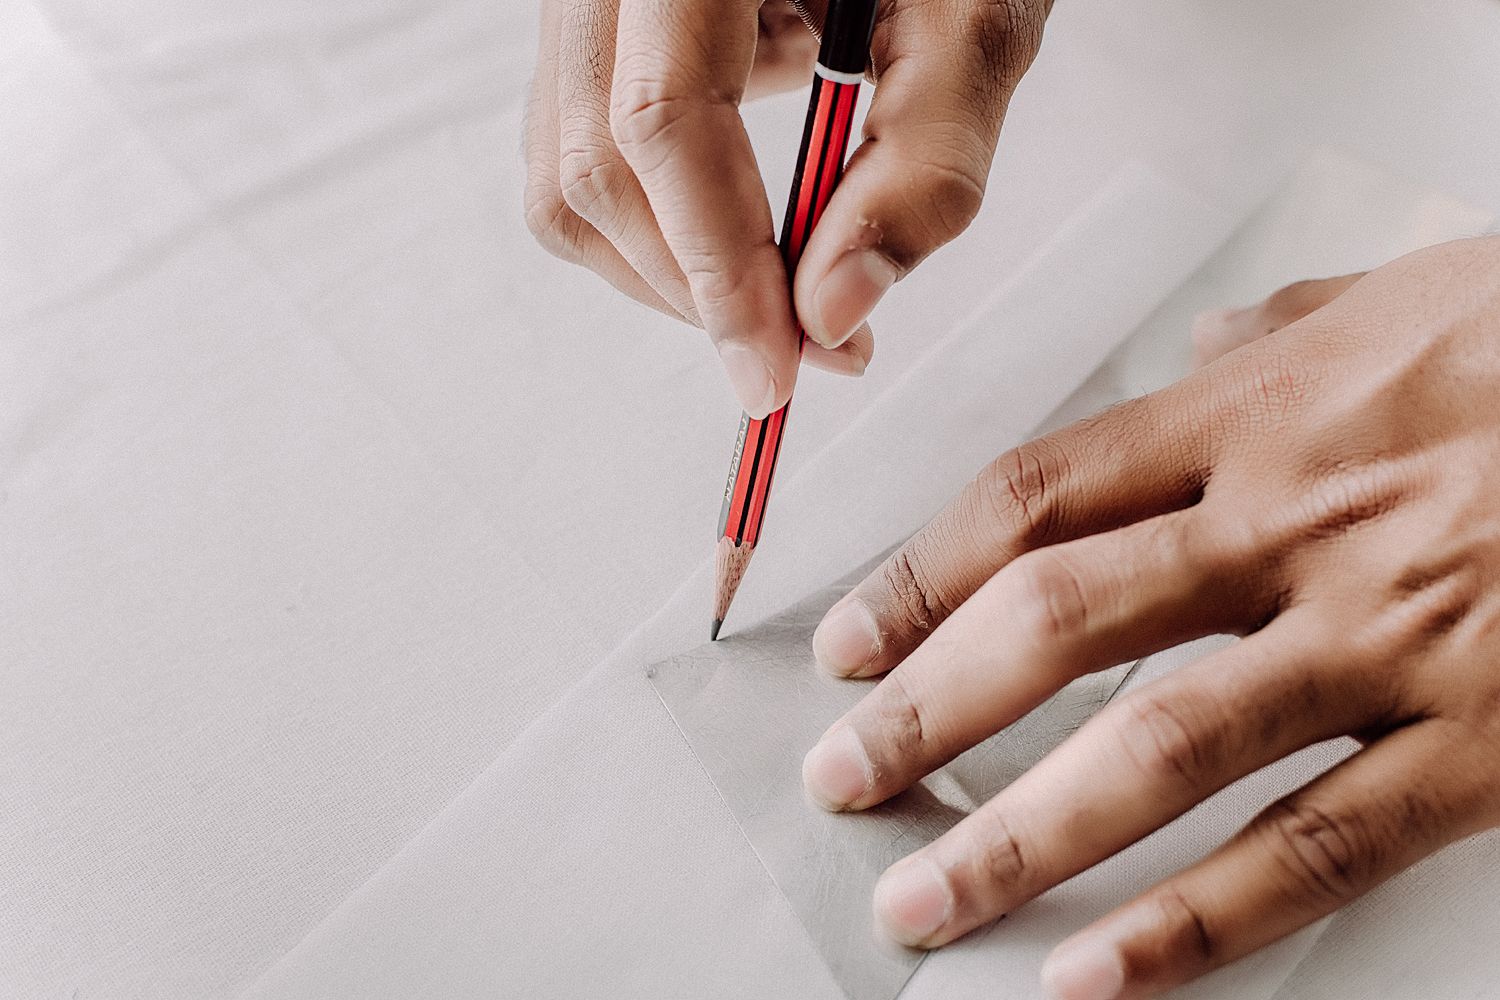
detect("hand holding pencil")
[522,0,1050,414]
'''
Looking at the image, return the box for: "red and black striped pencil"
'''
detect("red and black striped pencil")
[712,0,880,640]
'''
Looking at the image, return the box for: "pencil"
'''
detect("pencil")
[712,0,880,640]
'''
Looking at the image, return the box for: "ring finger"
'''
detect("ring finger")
[871,608,1390,949]
[1042,720,1487,999]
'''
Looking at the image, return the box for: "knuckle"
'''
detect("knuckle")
[1112,692,1214,792]
[610,77,719,163]
[1193,506,1263,583]
[523,185,584,262]
[974,441,1068,549]
[964,808,1031,890]
[875,669,935,760]
[879,546,955,639]
[1010,550,1089,644]
[907,153,986,245]
[1238,347,1313,421]
[680,257,755,313]
[963,0,1045,90]
[1262,799,1371,904]
[610,76,681,154]
[1141,885,1218,968]
[608,75,666,149]
[1385,564,1481,650]
[557,143,627,221]
[1262,275,1358,328]
[1291,461,1409,542]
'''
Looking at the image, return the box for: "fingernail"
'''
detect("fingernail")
[810,250,899,348]
[1041,934,1126,1000]
[873,856,953,946]
[802,724,873,811]
[819,349,868,377]
[813,598,881,676]
[717,341,778,418]
[802,345,867,378]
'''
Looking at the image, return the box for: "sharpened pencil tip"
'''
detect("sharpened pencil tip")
[710,618,723,642]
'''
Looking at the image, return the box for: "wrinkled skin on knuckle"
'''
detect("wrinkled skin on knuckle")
[523,185,585,262]
[1260,798,1377,905]
[1239,346,1317,423]
[678,255,756,313]
[878,542,960,639]
[961,808,1032,898]
[609,75,693,164]
[1129,885,1220,976]
[1281,462,1414,547]
[1375,560,1483,660]
[962,0,1046,93]
[556,142,628,221]
[871,669,937,765]
[1111,691,1220,794]
[610,44,744,168]
[973,441,1067,550]
[1009,550,1089,644]
[903,150,987,251]
[1201,342,1321,459]
[1296,461,1496,666]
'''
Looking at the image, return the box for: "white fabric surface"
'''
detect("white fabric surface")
[241,166,1235,1000]
[4,0,1500,997]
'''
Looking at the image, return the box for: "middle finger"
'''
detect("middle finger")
[803,506,1260,813]
[612,0,804,417]
[555,0,873,377]
[871,607,1388,948]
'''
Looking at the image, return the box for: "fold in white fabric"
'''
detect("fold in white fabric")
[241,168,1243,998]
[7,0,1500,996]
[243,153,1497,1000]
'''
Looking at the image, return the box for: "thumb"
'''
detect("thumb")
[792,0,1047,348]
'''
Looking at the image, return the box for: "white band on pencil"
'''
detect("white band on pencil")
[814,63,864,85]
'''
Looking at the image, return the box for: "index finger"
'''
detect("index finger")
[813,389,1215,679]
[611,0,803,418]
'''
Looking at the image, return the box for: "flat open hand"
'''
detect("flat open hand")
[802,237,1500,999]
